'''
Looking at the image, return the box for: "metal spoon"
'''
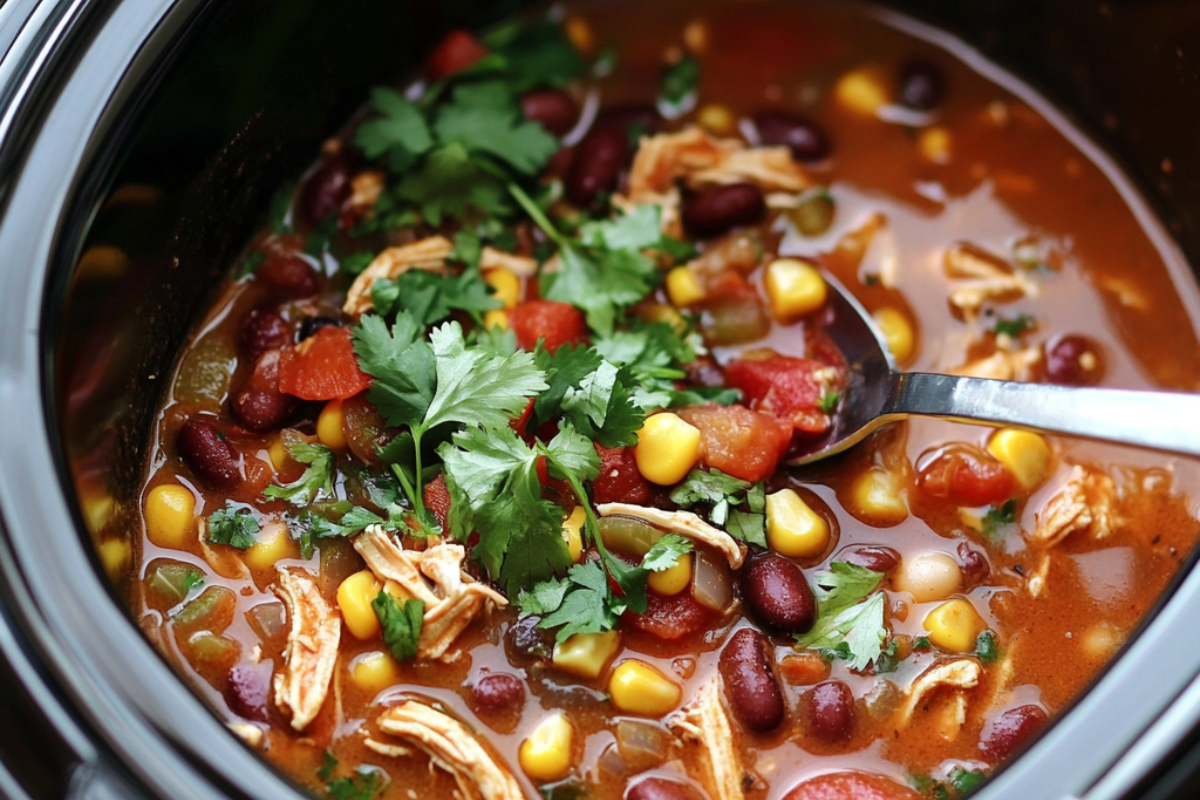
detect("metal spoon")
[789,273,1200,465]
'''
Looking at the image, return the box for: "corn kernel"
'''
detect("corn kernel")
[609,659,682,716]
[834,66,889,116]
[317,399,347,450]
[635,413,702,485]
[683,18,710,56]
[648,552,692,596]
[338,570,384,639]
[639,303,689,334]
[894,552,961,603]
[268,438,290,472]
[697,103,736,136]
[350,650,400,693]
[243,522,297,572]
[519,713,574,782]
[484,267,521,308]
[764,258,827,321]
[873,307,915,365]
[847,468,908,526]
[562,507,586,563]
[145,484,196,549]
[923,598,986,653]
[98,539,131,580]
[484,309,509,330]
[918,125,953,164]
[564,15,595,58]
[987,429,1051,492]
[666,266,705,307]
[553,631,621,679]
[765,488,830,558]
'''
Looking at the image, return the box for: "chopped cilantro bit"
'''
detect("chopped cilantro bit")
[396,142,512,226]
[659,54,700,117]
[268,181,295,234]
[641,534,694,572]
[480,17,587,92]
[994,313,1035,338]
[726,508,767,548]
[263,439,336,506]
[519,560,625,642]
[864,273,881,287]
[317,751,386,800]
[950,768,986,795]
[818,390,841,414]
[339,251,375,276]
[794,562,887,671]
[975,630,1001,663]
[304,214,339,257]
[875,639,900,673]
[371,268,500,326]
[355,87,433,173]
[981,498,1019,537]
[913,636,932,651]
[206,502,259,549]
[450,228,482,268]
[372,592,424,662]
[592,45,618,77]
[434,81,559,176]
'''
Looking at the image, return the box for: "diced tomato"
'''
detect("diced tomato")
[593,445,652,504]
[726,355,836,434]
[623,590,715,640]
[916,443,1016,507]
[509,300,588,353]
[424,474,452,532]
[535,455,572,499]
[278,327,372,401]
[677,404,792,482]
[427,30,488,79]
[510,398,535,439]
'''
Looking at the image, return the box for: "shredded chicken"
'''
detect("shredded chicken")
[611,188,683,239]
[670,677,744,800]
[347,170,385,216]
[949,343,1042,381]
[1032,465,1121,547]
[366,701,525,800]
[942,242,1038,321]
[898,657,982,729]
[343,235,454,316]
[354,526,507,661]
[479,246,537,277]
[1026,553,1052,598]
[228,722,264,748]
[272,567,341,731]
[596,503,747,568]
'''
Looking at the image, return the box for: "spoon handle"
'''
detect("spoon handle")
[889,372,1200,458]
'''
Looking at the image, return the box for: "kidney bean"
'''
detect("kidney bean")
[806,681,854,742]
[230,350,297,432]
[297,316,339,342]
[740,554,816,635]
[566,127,629,208]
[957,542,990,588]
[471,672,526,713]
[753,111,831,162]
[979,704,1048,761]
[898,59,946,111]
[299,152,355,225]
[224,661,272,722]
[626,777,700,800]
[177,419,243,491]
[783,771,922,800]
[521,89,579,137]
[258,252,318,299]
[1044,334,1104,386]
[238,305,291,361]
[595,104,662,140]
[506,615,554,661]
[719,628,785,732]
[840,545,901,574]
[682,183,765,238]
[683,355,727,388]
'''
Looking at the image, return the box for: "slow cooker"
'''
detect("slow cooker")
[1,0,1199,798]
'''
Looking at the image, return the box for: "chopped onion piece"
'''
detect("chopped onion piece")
[691,549,733,612]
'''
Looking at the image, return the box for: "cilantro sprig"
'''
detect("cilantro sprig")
[206,502,260,550]
[263,439,336,506]
[794,562,888,671]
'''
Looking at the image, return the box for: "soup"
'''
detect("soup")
[132,2,1200,799]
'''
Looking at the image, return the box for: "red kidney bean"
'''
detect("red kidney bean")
[683,355,727,388]
[230,350,297,432]
[682,183,765,238]
[224,661,271,721]
[957,542,990,588]
[806,681,854,742]
[471,672,526,713]
[753,111,831,162]
[521,89,579,137]
[719,628,785,732]
[595,104,662,140]
[566,127,629,208]
[177,419,244,491]
[258,252,318,299]
[297,316,339,342]
[1044,334,1104,386]
[626,777,700,800]
[238,305,291,361]
[979,704,1048,761]
[840,545,901,574]
[740,554,816,635]
[299,152,355,225]
[506,616,553,662]
[898,59,946,111]
[783,772,923,800]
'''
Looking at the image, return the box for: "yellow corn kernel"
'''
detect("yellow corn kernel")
[268,438,290,472]
[98,539,131,580]
[666,266,705,307]
[484,309,509,330]
[338,570,384,640]
[873,307,915,365]
[562,507,586,563]
[923,598,986,653]
[834,66,889,116]
[484,267,521,308]
[764,258,827,321]
[918,125,953,164]
[145,484,196,549]
[243,522,297,572]
[350,650,400,693]
[634,413,702,485]
[987,429,1051,492]
[552,631,621,679]
[317,399,347,450]
[519,713,574,782]
[639,303,688,334]
[609,659,682,716]
[765,488,830,558]
[847,468,909,526]
[564,15,595,58]
[697,103,736,136]
[648,552,692,596]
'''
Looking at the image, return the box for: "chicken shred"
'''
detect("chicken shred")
[670,677,745,800]
[949,342,1042,381]
[347,170,385,217]
[343,235,454,316]
[272,567,341,731]
[595,503,747,568]
[942,241,1038,321]
[898,657,982,729]
[479,246,537,277]
[1032,465,1121,547]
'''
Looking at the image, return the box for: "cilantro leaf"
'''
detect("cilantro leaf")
[372,268,500,325]
[263,440,336,506]
[434,81,559,176]
[340,251,375,276]
[353,312,436,430]
[794,562,887,671]
[481,18,587,92]
[328,769,384,800]
[542,423,602,483]
[994,313,1035,338]
[982,498,1019,537]
[558,361,643,448]
[480,477,571,595]
[950,768,986,795]
[396,143,511,226]
[372,592,424,662]
[726,509,767,548]
[670,469,752,509]
[577,204,664,252]
[641,533,693,572]
[975,630,1001,663]
[659,54,700,117]
[533,344,604,426]
[355,87,434,173]
[542,244,659,336]
[520,560,625,642]
[205,503,260,549]
[268,181,295,235]
[818,390,840,414]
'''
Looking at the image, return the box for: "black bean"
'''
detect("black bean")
[898,59,946,111]
[230,350,297,432]
[719,629,785,732]
[298,316,339,342]
[626,777,700,800]
[1044,334,1104,386]
[471,672,526,713]
[753,111,831,162]
[299,152,355,226]
[979,704,1048,761]
[682,183,765,238]
[521,89,580,137]
[177,419,243,491]
[806,681,854,742]
[566,127,629,208]
[238,305,291,361]
[740,554,816,635]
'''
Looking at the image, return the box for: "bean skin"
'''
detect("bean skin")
[783,772,922,800]
[719,628,785,732]
[238,305,291,361]
[682,183,765,238]
[224,662,271,722]
[806,681,854,742]
[230,349,297,432]
[299,152,355,225]
[471,672,526,713]
[1044,334,1104,386]
[740,554,816,635]
[566,127,629,208]
[839,545,900,574]
[626,777,700,800]
[957,542,990,588]
[521,89,579,137]
[753,111,831,162]
[177,419,243,491]
[979,704,1048,761]
[257,252,318,299]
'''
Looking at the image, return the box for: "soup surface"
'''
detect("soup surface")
[131,2,1200,799]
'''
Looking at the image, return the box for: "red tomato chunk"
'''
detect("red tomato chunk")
[917,444,1016,508]
[509,300,588,353]
[677,404,791,482]
[427,29,489,79]
[278,327,372,401]
[726,355,835,434]
[593,445,652,505]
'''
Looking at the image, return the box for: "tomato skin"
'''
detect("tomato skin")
[427,30,488,79]
[726,356,836,434]
[782,772,922,800]
[278,327,372,401]
[916,443,1016,507]
[677,404,791,482]
[509,300,588,353]
[424,474,452,532]
[593,445,652,505]
[623,590,714,640]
